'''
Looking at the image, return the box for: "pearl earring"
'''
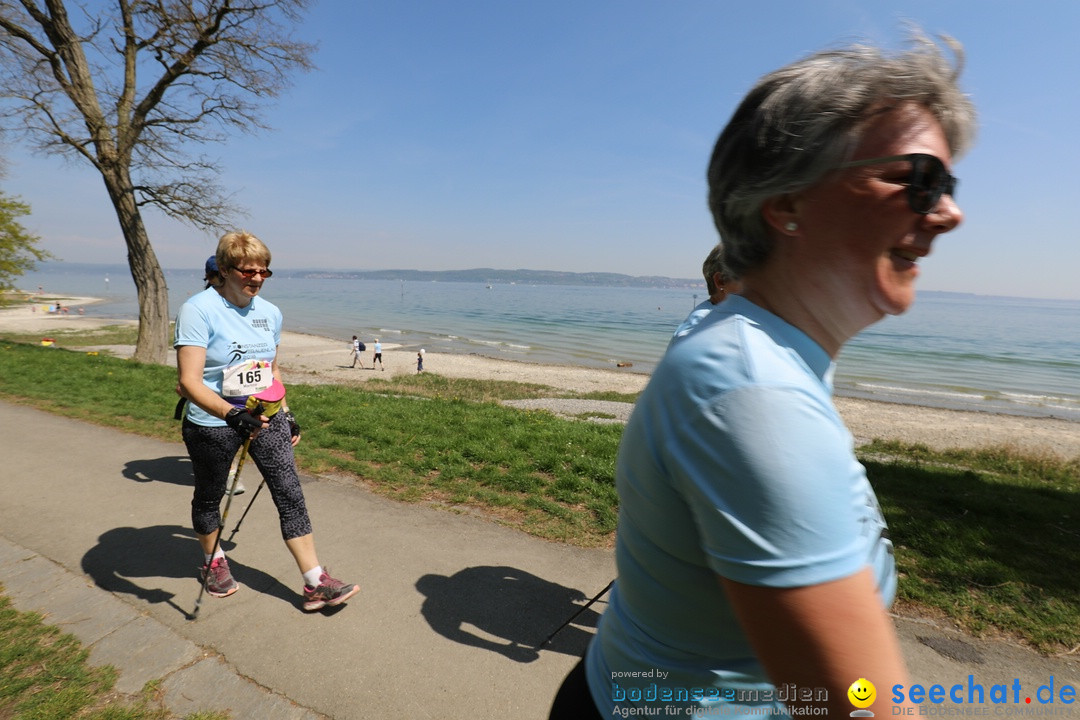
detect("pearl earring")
[784,222,798,232]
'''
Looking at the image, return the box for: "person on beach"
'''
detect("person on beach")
[417,350,424,374]
[372,339,383,370]
[350,335,365,368]
[550,32,974,719]
[174,230,360,612]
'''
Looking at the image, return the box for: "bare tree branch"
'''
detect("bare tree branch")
[0,0,315,362]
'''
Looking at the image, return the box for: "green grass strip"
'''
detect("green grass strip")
[0,589,228,719]
[864,440,1080,652]
[0,340,621,544]
[2,338,1078,653]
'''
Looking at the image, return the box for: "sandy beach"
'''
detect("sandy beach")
[3,295,1078,459]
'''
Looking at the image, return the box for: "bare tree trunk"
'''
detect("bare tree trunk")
[101,168,170,365]
[0,1,315,364]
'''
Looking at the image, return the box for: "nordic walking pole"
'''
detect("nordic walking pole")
[189,403,263,621]
[224,478,266,545]
[540,579,615,646]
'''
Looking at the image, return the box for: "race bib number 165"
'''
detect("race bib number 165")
[222,359,273,397]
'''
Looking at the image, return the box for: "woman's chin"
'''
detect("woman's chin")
[871,265,920,316]
[875,288,916,316]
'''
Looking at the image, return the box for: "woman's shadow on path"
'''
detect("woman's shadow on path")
[415,565,605,663]
[80,524,297,617]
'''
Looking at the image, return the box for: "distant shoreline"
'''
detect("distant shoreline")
[23,261,1080,302]
[21,261,705,290]
[12,287,1076,424]
[18,270,1080,419]
[2,292,1077,459]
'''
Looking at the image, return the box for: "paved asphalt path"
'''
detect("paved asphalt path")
[1,400,1077,718]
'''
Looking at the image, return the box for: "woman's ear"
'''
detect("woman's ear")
[761,194,801,236]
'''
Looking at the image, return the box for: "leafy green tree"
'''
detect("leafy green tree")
[0,190,51,296]
[0,0,314,362]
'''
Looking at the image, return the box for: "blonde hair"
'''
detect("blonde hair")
[215,230,271,277]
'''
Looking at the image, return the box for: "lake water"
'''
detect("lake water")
[18,262,1080,422]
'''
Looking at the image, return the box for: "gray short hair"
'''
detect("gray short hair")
[707,32,977,278]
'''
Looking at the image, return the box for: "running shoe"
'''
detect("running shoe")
[200,557,239,598]
[226,479,246,495]
[302,569,360,611]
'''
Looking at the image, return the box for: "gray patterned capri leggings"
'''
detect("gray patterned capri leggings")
[183,411,313,540]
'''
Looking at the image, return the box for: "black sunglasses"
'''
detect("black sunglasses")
[233,267,273,278]
[836,153,957,215]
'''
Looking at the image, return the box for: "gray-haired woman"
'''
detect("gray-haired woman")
[551,32,975,719]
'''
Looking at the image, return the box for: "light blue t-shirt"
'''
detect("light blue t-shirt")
[587,294,895,716]
[174,288,282,427]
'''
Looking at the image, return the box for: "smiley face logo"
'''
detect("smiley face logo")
[847,678,876,709]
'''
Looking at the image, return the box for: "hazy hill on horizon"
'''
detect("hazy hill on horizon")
[37,261,703,289]
[25,261,1049,300]
[295,267,701,288]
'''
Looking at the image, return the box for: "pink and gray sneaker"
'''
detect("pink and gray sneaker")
[200,557,239,598]
[302,569,360,611]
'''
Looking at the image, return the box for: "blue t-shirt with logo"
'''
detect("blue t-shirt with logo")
[173,287,282,427]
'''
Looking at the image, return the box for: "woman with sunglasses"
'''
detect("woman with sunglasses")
[550,33,975,719]
[175,230,360,612]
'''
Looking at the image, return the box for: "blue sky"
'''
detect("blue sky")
[6,1,1080,299]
